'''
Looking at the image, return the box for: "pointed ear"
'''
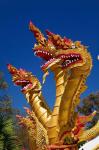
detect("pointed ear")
[46,29,54,36]
[46,29,73,49]
[46,29,59,41]
[29,21,46,45]
[46,29,61,47]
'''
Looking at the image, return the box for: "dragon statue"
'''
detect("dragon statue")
[8,21,99,150]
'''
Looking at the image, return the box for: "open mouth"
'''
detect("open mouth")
[34,49,83,70]
[34,50,55,70]
[58,53,83,68]
[15,80,33,92]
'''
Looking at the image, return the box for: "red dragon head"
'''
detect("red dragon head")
[29,21,92,72]
[7,64,41,94]
[72,111,96,137]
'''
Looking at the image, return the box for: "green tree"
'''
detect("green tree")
[0,71,22,150]
[77,92,99,128]
[0,114,21,150]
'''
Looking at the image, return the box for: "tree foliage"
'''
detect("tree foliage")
[78,92,99,128]
[0,71,22,150]
[0,114,22,150]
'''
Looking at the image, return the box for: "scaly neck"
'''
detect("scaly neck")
[47,68,69,144]
[59,68,90,138]
[25,90,51,128]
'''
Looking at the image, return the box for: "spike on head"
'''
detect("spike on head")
[46,30,54,36]
[7,64,17,74]
[29,20,34,28]
[29,21,46,45]
[63,37,73,46]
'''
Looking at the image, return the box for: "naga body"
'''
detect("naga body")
[8,21,99,150]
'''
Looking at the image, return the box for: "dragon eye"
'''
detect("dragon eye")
[25,74,28,77]
[71,44,76,49]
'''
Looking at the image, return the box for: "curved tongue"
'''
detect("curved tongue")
[42,58,61,71]
[43,71,49,84]
[42,58,61,84]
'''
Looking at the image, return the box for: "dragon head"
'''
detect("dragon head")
[29,21,92,73]
[72,111,96,137]
[7,64,41,94]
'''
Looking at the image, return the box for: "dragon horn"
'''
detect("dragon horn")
[46,29,61,46]
[29,21,46,45]
[7,64,18,75]
[46,29,59,41]
[46,29,73,49]
[46,30,54,36]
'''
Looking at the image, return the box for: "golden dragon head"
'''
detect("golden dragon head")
[29,21,92,73]
[72,111,96,137]
[16,107,36,129]
[7,64,41,94]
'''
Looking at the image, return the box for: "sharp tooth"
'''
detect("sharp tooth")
[34,44,37,47]
[34,52,37,55]
[68,61,71,64]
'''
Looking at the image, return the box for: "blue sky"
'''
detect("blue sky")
[0,0,99,111]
